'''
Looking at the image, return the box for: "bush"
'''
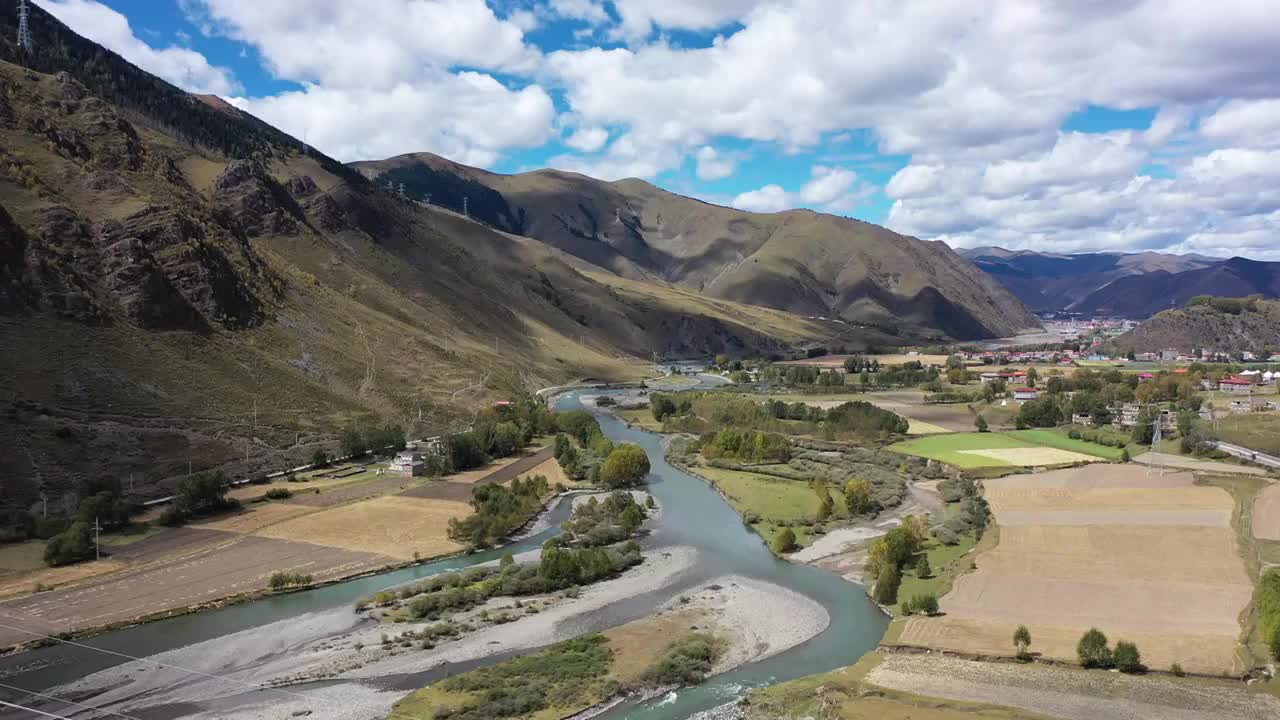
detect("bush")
[1077,628,1111,668]
[932,524,959,546]
[909,593,938,615]
[771,528,797,554]
[643,634,725,686]
[1113,641,1143,673]
[264,488,293,500]
[310,449,330,468]
[1170,662,1185,677]
[269,572,313,590]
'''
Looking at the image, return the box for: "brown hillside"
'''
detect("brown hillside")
[1110,300,1280,353]
[352,154,1040,340]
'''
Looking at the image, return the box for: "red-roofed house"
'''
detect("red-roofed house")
[1220,377,1255,394]
[1137,372,1155,381]
[1013,387,1040,401]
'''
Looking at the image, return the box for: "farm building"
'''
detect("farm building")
[390,451,426,476]
[1013,387,1039,401]
[1230,398,1269,414]
[1220,377,1255,394]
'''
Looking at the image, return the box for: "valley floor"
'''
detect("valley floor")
[0,444,558,651]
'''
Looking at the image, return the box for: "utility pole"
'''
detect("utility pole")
[463,196,469,218]
[93,516,102,561]
[38,492,46,519]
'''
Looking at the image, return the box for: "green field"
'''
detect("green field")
[1214,412,1280,456]
[695,466,842,549]
[887,431,1120,469]
[1005,429,1126,460]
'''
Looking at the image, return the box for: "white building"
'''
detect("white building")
[1013,387,1039,401]
[390,451,426,476]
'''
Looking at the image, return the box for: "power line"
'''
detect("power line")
[0,681,141,720]
[0,620,425,720]
[0,699,73,720]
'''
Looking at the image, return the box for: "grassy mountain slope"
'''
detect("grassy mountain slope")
[1109,299,1280,353]
[1072,257,1280,318]
[352,154,1039,340]
[0,13,878,516]
[958,247,1221,312]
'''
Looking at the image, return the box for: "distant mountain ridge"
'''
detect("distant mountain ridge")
[955,247,1276,317]
[352,153,1040,340]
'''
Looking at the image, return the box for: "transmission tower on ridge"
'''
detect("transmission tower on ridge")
[17,0,33,53]
[1148,411,1164,477]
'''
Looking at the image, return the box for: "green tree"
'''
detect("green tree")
[44,522,95,567]
[1113,641,1143,673]
[599,444,651,488]
[874,563,901,605]
[651,396,678,422]
[1013,625,1032,658]
[975,414,989,433]
[844,477,874,515]
[310,449,330,468]
[1077,628,1112,668]
[914,553,932,579]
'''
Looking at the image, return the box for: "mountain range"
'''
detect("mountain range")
[959,247,1280,317]
[0,4,1034,509]
[353,153,1037,340]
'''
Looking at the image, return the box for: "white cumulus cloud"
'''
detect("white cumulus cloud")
[38,0,239,95]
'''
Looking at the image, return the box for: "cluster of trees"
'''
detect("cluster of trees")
[868,517,928,605]
[43,478,138,566]
[843,356,884,373]
[447,475,549,548]
[159,472,240,527]
[700,429,791,463]
[339,424,407,458]
[435,634,613,720]
[1013,366,1208,433]
[1077,628,1144,673]
[561,492,648,546]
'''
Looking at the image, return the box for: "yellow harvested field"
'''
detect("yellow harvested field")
[907,419,952,435]
[1253,483,1280,541]
[897,465,1253,674]
[516,457,570,487]
[256,496,469,560]
[195,503,316,534]
[0,560,127,600]
[956,447,1101,466]
[983,464,1194,491]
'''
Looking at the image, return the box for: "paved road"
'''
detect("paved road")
[1133,451,1268,476]
[1211,441,1280,470]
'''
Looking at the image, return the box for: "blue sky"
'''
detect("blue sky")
[35,1,1280,259]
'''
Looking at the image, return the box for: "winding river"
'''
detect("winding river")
[0,383,887,720]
